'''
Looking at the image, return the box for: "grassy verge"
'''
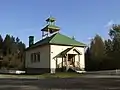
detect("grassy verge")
[41,72,82,78]
[0,72,83,79]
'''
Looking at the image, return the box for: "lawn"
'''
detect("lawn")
[40,72,82,78]
[0,72,83,79]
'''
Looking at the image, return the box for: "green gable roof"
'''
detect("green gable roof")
[26,33,86,50]
[46,17,56,22]
[50,33,86,46]
[41,25,60,31]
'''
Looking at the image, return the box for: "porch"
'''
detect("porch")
[53,47,84,72]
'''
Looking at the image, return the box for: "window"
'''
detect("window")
[31,53,34,63]
[30,52,40,63]
[34,53,36,62]
[37,52,40,62]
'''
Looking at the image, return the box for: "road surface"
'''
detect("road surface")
[0,75,120,90]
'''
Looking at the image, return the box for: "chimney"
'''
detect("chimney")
[29,36,34,47]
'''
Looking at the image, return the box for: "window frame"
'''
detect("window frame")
[30,53,34,63]
[37,52,40,62]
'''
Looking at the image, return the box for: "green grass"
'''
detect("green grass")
[40,72,82,78]
[0,72,83,79]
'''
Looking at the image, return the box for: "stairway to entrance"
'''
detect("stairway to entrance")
[68,66,86,73]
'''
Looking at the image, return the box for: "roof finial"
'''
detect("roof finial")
[46,15,56,25]
[49,13,52,18]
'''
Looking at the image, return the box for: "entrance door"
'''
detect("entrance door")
[68,54,75,67]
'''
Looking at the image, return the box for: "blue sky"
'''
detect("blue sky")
[0,0,120,47]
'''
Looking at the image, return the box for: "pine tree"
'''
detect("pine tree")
[1,35,26,69]
[89,34,105,70]
[0,35,3,56]
[109,24,120,69]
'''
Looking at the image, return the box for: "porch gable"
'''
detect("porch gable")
[53,46,82,59]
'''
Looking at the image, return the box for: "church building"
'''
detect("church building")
[25,17,86,74]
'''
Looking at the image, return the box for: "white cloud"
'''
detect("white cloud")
[88,37,93,40]
[105,20,114,28]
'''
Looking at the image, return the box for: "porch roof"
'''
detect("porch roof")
[53,46,81,59]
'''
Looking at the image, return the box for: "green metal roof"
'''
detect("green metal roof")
[48,25,60,30]
[49,33,86,46]
[41,25,60,31]
[26,33,86,50]
[46,17,56,22]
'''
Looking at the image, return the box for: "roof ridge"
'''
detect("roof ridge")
[49,32,60,43]
[26,32,86,50]
[49,33,86,46]
[33,33,58,45]
[48,33,58,43]
[59,33,86,45]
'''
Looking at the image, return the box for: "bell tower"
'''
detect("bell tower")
[41,16,60,38]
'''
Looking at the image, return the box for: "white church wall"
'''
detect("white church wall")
[25,45,50,68]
